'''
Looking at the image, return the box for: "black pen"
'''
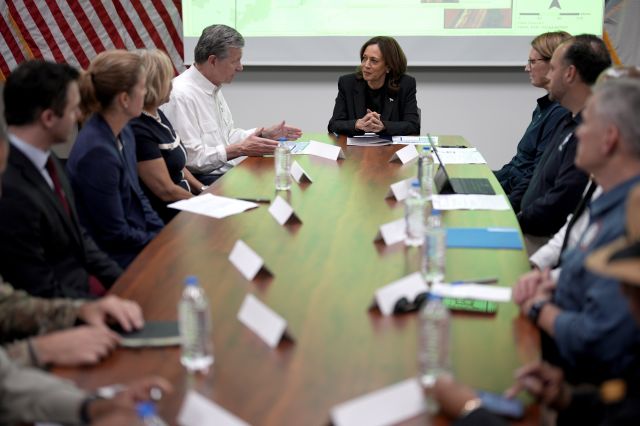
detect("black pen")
[236,197,271,204]
[439,145,469,148]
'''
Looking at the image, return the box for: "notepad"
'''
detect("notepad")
[446,227,522,250]
[114,321,181,348]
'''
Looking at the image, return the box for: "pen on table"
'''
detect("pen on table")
[440,145,468,148]
[452,277,499,285]
[236,197,271,204]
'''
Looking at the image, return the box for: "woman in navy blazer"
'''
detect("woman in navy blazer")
[67,50,164,269]
[328,36,420,137]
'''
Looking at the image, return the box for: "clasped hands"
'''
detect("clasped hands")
[356,109,385,133]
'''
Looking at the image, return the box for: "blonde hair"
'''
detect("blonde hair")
[531,31,572,60]
[135,49,174,108]
[79,49,143,115]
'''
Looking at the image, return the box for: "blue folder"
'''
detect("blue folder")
[446,227,523,250]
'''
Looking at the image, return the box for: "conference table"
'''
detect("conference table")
[57,134,540,425]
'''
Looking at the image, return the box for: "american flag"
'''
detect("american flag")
[0,1,184,80]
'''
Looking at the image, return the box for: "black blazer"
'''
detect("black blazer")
[0,145,122,298]
[327,73,420,136]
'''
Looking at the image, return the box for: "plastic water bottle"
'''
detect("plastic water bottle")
[274,137,292,190]
[422,210,446,284]
[404,179,425,247]
[136,401,168,426]
[418,295,451,412]
[179,276,214,372]
[419,146,435,198]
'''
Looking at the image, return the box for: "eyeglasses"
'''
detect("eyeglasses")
[527,58,549,66]
[393,292,428,314]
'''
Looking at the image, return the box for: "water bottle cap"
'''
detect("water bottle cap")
[278,137,287,144]
[432,209,441,215]
[185,275,199,286]
[136,401,156,418]
[411,179,420,188]
[428,293,443,302]
[422,145,430,152]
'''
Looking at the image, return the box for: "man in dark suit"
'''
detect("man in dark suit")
[0,60,122,298]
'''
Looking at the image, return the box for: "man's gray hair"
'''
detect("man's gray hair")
[194,25,244,64]
[594,78,640,157]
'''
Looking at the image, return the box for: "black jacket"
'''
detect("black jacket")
[518,112,589,237]
[327,73,420,136]
[0,145,122,298]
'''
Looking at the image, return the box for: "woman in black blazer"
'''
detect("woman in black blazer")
[328,36,420,136]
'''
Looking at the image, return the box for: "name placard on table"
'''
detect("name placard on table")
[373,272,428,316]
[228,240,272,281]
[268,196,302,226]
[237,294,291,348]
[388,145,418,164]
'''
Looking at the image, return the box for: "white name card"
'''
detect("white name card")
[178,390,251,426]
[374,218,406,246]
[330,378,428,426]
[385,177,413,201]
[431,283,512,302]
[307,140,345,160]
[388,144,418,164]
[237,294,290,348]
[229,240,271,281]
[268,196,301,226]
[374,272,428,316]
[290,160,313,183]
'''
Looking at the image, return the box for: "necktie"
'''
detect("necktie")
[45,156,71,216]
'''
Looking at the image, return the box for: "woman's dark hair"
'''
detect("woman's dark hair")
[356,36,407,95]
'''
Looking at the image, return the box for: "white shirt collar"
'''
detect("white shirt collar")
[8,133,50,171]
[186,64,221,95]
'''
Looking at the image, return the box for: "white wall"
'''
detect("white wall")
[222,66,545,169]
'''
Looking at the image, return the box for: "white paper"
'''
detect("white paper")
[178,390,251,426]
[330,378,428,426]
[375,272,428,316]
[290,160,313,183]
[306,140,345,160]
[391,135,438,145]
[386,177,413,201]
[237,294,288,348]
[268,196,298,226]
[431,283,512,302]
[432,147,486,164]
[389,144,418,164]
[374,218,406,246]
[228,240,265,281]
[432,194,510,211]
[169,194,257,219]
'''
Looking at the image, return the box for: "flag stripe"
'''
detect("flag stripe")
[67,1,106,57]
[112,0,145,47]
[88,0,127,49]
[43,0,89,65]
[23,0,66,62]
[5,0,42,58]
[154,0,183,56]
[0,1,185,79]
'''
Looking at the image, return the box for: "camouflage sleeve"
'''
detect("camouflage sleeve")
[0,279,83,342]
[4,339,39,368]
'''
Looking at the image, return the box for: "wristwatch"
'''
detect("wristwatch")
[459,397,483,418]
[528,299,548,324]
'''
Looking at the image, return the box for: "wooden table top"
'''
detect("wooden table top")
[57,134,539,425]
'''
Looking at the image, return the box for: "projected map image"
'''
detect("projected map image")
[183,0,603,37]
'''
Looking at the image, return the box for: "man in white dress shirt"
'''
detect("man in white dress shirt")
[162,24,302,184]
